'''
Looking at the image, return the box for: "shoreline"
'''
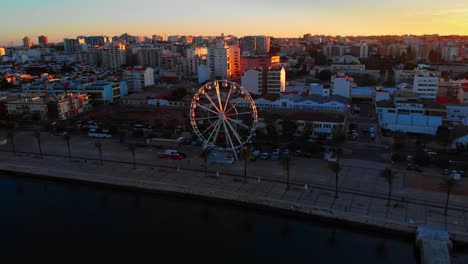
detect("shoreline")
[2,165,462,247]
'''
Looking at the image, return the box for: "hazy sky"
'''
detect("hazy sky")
[1,0,467,45]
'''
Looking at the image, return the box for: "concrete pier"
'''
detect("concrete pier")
[416,226,452,264]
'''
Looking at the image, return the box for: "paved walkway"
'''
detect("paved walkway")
[1,151,468,244]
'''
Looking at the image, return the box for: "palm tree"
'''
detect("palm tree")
[329,162,341,198]
[381,168,396,207]
[128,144,137,169]
[7,131,15,156]
[282,155,294,190]
[64,134,72,161]
[439,176,460,216]
[33,130,43,159]
[201,148,210,177]
[94,141,103,165]
[241,147,251,183]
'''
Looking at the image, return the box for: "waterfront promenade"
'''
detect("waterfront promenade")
[1,147,468,245]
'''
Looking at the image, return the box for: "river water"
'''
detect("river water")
[1,173,467,263]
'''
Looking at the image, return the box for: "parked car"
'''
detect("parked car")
[261,152,270,160]
[271,154,280,161]
[159,149,185,160]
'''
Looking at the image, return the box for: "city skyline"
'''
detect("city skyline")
[1,0,468,45]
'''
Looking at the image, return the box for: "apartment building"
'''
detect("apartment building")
[100,43,126,69]
[124,66,154,91]
[241,67,285,95]
[412,69,438,99]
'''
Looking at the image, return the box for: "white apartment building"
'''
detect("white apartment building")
[331,74,353,98]
[7,96,49,119]
[207,43,240,80]
[412,69,438,99]
[241,67,286,95]
[241,69,262,94]
[100,43,126,69]
[124,66,154,91]
[445,104,468,126]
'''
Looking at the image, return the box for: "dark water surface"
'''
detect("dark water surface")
[0,173,466,263]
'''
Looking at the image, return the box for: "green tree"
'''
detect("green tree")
[64,134,72,161]
[329,162,341,198]
[439,176,459,216]
[381,168,396,207]
[241,147,251,183]
[7,131,16,156]
[94,141,103,165]
[282,155,294,190]
[33,130,43,159]
[128,144,137,169]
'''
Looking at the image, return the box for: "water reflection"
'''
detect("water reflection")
[0,174,462,263]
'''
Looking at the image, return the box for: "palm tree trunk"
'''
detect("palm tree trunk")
[387,183,392,207]
[37,139,43,159]
[287,169,290,190]
[99,150,103,165]
[11,141,15,156]
[335,173,339,198]
[67,142,71,161]
[244,159,247,183]
[444,191,450,216]
[204,157,207,177]
[132,153,136,169]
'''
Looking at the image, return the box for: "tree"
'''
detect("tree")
[7,131,15,156]
[33,130,43,159]
[404,61,418,70]
[128,144,137,169]
[329,162,341,198]
[317,70,332,82]
[281,120,297,141]
[281,155,294,190]
[436,126,450,149]
[94,141,103,165]
[201,148,210,177]
[331,128,346,153]
[64,134,72,161]
[241,147,251,183]
[439,176,459,216]
[381,168,396,207]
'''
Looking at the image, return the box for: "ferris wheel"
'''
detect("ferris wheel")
[190,80,258,160]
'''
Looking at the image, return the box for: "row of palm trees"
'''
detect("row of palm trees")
[7,130,138,169]
[6,130,460,215]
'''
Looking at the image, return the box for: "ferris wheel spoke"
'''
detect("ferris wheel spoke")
[226,111,252,116]
[200,120,219,136]
[223,87,233,112]
[222,121,236,150]
[205,121,221,145]
[195,116,218,121]
[211,121,222,145]
[203,91,222,113]
[226,117,250,130]
[225,119,244,145]
[215,83,224,112]
[196,103,219,115]
[225,102,240,115]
